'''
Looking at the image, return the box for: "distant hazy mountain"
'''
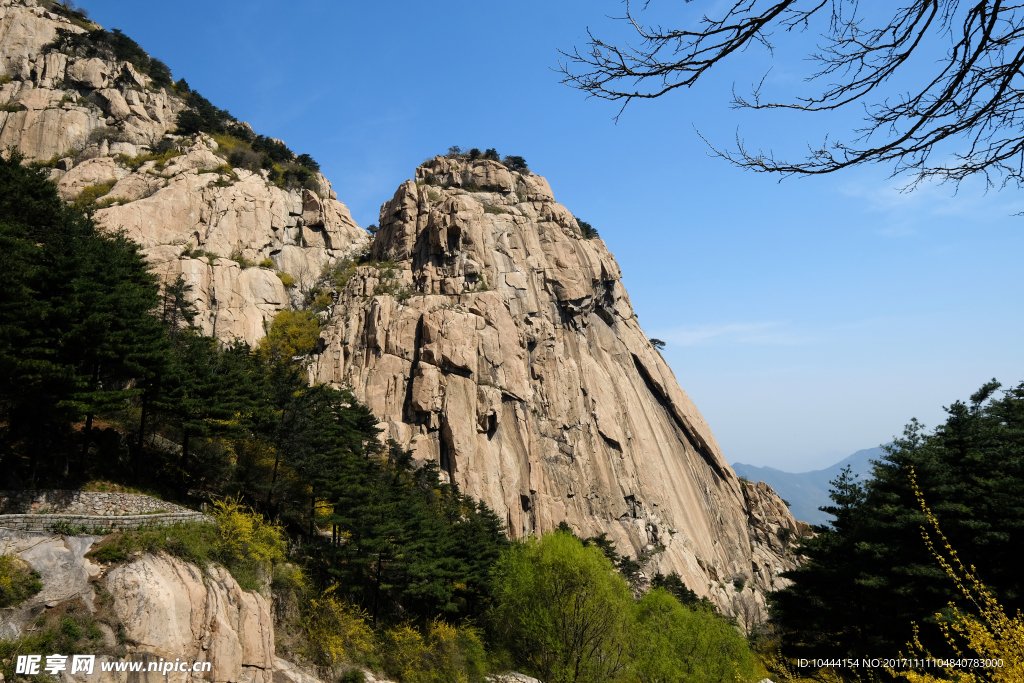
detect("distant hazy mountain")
[732,447,886,526]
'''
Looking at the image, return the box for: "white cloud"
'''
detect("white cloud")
[653,321,813,347]
[836,172,1024,235]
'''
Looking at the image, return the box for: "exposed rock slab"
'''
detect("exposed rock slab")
[2,527,306,683]
[106,553,274,683]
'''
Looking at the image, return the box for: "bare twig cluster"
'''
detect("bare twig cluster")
[559,1,1024,190]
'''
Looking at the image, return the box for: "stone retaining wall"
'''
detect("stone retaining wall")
[0,490,193,516]
[0,511,213,533]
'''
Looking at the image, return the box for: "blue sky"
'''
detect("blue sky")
[82,0,1024,472]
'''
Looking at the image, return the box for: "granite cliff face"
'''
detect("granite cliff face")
[310,157,807,617]
[0,0,367,345]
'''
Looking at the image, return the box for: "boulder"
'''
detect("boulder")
[0,529,103,640]
[57,156,128,201]
[67,58,109,89]
[0,7,66,76]
[97,88,130,121]
[107,554,274,683]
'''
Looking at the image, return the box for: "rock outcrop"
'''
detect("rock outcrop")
[0,0,174,163]
[0,529,280,683]
[310,157,807,618]
[95,135,367,344]
[0,530,101,640]
[0,0,368,345]
[107,554,274,683]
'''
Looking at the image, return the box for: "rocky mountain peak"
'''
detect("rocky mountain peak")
[0,0,368,345]
[312,156,805,619]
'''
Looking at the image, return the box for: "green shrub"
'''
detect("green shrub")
[0,551,43,608]
[277,271,296,288]
[51,519,90,535]
[116,147,182,171]
[86,522,221,572]
[85,514,285,594]
[0,597,117,683]
[329,258,360,290]
[258,257,275,269]
[311,292,333,312]
[228,147,264,172]
[576,216,599,239]
[0,102,21,113]
[28,154,60,170]
[182,247,221,261]
[231,251,255,268]
[630,589,763,683]
[482,205,507,215]
[339,670,366,683]
[502,155,528,172]
[91,545,128,564]
[489,531,634,683]
[198,164,232,176]
[257,309,319,363]
[0,74,12,85]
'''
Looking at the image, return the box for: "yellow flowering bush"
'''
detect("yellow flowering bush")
[210,497,288,591]
[896,469,1024,683]
[378,620,486,683]
[0,545,42,608]
[303,586,376,669]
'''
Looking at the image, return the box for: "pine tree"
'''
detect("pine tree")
[771,381,1024,663]
[0,151,165,484]
[157,335,261,497]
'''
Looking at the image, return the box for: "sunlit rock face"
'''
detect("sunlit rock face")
[311,157,805,618]
[0,0,368,345]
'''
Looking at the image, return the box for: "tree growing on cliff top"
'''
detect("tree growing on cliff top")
[560,1,1024,190]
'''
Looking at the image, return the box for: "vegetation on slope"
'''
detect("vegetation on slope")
[0,550,42,608]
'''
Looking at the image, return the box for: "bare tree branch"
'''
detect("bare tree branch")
[559,1,1024,190]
